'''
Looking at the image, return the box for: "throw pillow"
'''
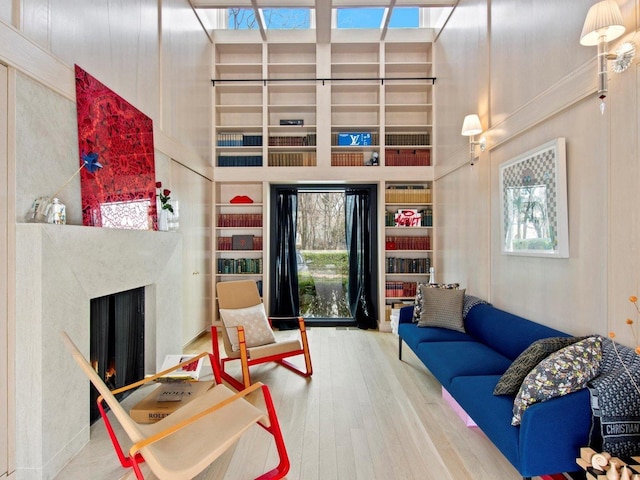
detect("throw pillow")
[588,337,640,457]
[511,336,602,426]
[417,285,466,332]
[462,294,489,319]
[412,282,460,322]
[218,303,276,351]
[493,336,586,396]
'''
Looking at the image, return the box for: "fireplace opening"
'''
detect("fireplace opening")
[90,286,145,423]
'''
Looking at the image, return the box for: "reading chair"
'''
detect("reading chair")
[213,279,313,390]
[61,331,290,480]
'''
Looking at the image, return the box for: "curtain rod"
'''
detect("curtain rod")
[211,77,436,86]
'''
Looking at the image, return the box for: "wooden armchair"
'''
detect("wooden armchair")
[213,279,313,390]
[61,331,290,480]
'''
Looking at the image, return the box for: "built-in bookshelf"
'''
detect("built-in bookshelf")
[214,182,265,321]
[383,181,434,330]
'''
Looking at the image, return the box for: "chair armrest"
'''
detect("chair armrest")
[129,381,266,457]
[399,305,415,324]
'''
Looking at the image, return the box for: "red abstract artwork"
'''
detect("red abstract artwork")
[75,64,158,229]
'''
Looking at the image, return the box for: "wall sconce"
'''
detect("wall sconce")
[580,0,635,113]
[461,114,486,165]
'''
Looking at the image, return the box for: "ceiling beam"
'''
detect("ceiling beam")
[250,0,267,40]
[315,0,332,43]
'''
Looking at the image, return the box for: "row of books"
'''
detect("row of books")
[217,155,263,167]
[268,152,317,167]
[217,133,263,147]
[385,281,418,298]
[217,214,263,228]
[217,258,263,274]
[385,149,431,166]
[268,134,317,146]
[385,185,432,203]
[385,208,433,227]
[217,236,263,251]
[385,236,431,250]
[331,152,365,166]
[385,257,431,274]
[385,133,430,146]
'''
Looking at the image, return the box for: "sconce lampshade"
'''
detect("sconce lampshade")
[461,114,482,136]
[580,0,625,46]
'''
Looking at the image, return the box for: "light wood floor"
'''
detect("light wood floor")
[55,327,536,480]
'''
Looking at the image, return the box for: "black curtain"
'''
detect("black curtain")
[271,188,300,328]
[345,189,377,329]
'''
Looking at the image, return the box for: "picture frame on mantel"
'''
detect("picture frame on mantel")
[499,138,569,258]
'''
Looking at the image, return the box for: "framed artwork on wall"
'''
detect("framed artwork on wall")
[499,138,569,258]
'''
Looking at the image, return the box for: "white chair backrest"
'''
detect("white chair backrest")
[60,332,145,444]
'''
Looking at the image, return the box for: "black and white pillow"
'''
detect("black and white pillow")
[412,283,460,322]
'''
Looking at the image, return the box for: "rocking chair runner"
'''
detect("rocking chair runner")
[61,331,290,480]
[212,279,313,390]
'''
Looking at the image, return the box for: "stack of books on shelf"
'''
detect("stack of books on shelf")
[385,185,432,203]
[385,281,417,298]
[331,152,365,166]
[385,133,430,146]
[268,152,317,167]
[216,133,263,147]
[217,236,263,251]
[217,213,262,228]
[385,235,431,250]
[268,134,316,146]
[386,257,431,274]
[217,155,263,167]
[385,149,431,166]
[217,258,263,274]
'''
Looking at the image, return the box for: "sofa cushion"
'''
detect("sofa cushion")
[398,323,475,352]
[417,286,466,332]
[416,341,513,388]
[412,282,460,322]
[448,375,521,468]
[464,303,570,360]
[511,336,602,426]
[493,336,586,396]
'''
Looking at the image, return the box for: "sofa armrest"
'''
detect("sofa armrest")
[518,388,592,477]
[399,305,414,324]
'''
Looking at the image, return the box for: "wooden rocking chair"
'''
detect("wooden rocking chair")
[61,331,290,480]
[212,279,313,390]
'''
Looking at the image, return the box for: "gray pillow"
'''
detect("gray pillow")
[493,336,586,396]
[412,282,460,322]
[417,285,466,332]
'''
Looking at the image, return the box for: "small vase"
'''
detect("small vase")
[158,208,169,231]
[607,461,620,480]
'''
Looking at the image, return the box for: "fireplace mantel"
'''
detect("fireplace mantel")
[14,223,183,479]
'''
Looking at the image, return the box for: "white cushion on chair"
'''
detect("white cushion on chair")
[219,303,277,351]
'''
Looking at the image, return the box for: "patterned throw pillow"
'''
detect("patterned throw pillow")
[511,336,602,426]
[218,303,277,351]
[493,336,586,396]
[417,285,466,332]
[462,294,488,319]
[412,283,460,322]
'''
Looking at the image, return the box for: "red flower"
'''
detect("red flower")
[156,181,162,189]
[163,189,171,197]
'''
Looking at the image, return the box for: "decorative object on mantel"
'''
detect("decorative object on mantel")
[25,152,103,223]
[155,182,177,232]
[75,64,158,230]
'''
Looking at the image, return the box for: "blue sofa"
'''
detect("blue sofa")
[398,302,591,478]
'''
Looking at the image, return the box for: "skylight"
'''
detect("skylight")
[262,8,311,29]
[389,7,419,28]
[336,8,385,29]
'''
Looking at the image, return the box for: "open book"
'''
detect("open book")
[159,354,204,381]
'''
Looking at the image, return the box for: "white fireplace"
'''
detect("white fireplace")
[14,223,183,480]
